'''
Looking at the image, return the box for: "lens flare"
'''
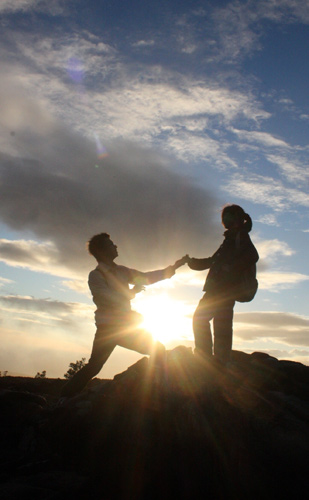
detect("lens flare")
[66,59,109,163]
[67,57,84,84]
[94,133,109,159]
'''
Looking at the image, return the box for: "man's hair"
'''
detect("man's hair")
[87,233,111,259]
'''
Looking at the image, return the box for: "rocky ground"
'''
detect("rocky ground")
[0,347,308,499]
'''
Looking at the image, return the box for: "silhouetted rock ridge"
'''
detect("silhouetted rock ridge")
[0,348,308,499]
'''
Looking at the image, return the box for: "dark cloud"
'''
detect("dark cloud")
[0,129,219,275]
[234,311,309,346]
[0,239,59,268]
[235,311,309,328]
[0,295,78,315]
[0,295,91,334]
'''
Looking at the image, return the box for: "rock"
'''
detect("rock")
[0,349,308,499]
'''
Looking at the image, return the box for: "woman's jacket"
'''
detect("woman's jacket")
[188,227,259,296]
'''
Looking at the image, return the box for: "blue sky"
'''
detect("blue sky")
[0,0,308,378]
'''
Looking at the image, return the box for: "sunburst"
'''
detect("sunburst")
[133,291,193,345]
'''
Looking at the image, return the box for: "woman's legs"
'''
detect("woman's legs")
[193,294,213,358]
[213,299,235,364]
[193,294,235,364]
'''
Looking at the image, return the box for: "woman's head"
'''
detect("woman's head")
[221,204,252,232]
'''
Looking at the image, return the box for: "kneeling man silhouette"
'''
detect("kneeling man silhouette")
[61,233,187,397]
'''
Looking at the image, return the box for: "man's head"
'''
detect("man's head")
[87,233,118,262]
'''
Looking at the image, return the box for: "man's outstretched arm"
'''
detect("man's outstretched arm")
[129,255,188,286]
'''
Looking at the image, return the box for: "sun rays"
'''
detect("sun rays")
[132,291,193,345]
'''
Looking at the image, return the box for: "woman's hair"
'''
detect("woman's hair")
[221,204,252,232]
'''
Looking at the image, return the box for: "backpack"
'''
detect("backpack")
[234,264,258,302]
[234,233,258,303]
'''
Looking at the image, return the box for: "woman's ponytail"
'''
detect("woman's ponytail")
[244,213,252,232]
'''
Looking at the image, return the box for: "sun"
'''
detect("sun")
[132,291,193,345]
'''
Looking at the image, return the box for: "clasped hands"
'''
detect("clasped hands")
[132,283,146,294]
[172,254,191,270]
[132,255,191,296]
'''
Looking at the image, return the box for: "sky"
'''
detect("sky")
[0,0,308,378]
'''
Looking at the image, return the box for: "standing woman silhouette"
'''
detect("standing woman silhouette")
[187,205,259,365]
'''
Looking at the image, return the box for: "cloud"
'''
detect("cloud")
[132,40,155,47]
[210,3,262,62]
[165,132,237,168]
[0,74,224,275]
[0,0,64,15]
[0,1,39,13]
[255,238,295,260]
[223,173,309,211]
[252,238,309,291]
[234,310,309,346]
[210,0,309,63]
[60,279,88,294]
[256,213,279,226]
[0,294,91,325]
[0,146,220,274]
[266,154,309,185]
[15,32,115,78]
[0,276,14,287]
[0,22,269,163]
[73,75,268,147]
[258,271,309,291]
[0,239,81,278]
[231,128,290,149]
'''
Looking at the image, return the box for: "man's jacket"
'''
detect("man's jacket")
[88,262,175,326]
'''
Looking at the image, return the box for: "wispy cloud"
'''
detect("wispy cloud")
[256,213,279,226]
[0,0,64,15]
[231,128,290,149]
[0,276,13,287]
[0,23,269,162]
[258,271,309,291]
[165,132,237,168]
[266,154,309,185]
[0,1,40,13]
[132,40,155,48]
[210,0,309,63]
[0,294,90,320]
[223,173,309,211]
